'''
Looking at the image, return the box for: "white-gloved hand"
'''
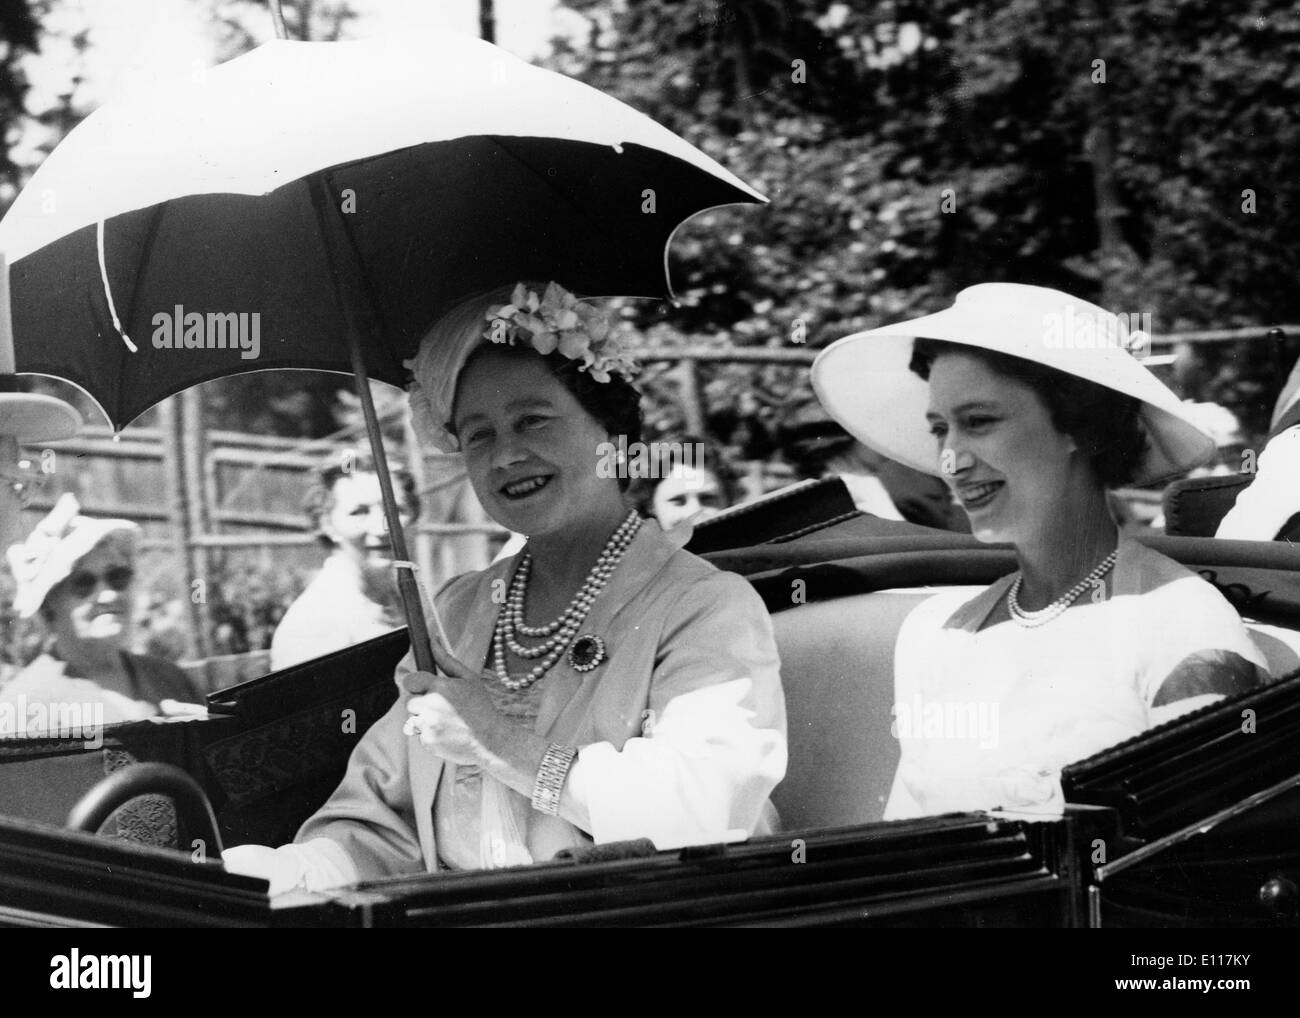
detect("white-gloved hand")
[222,844,305,896]
[157,699,209,719]
[223,839,360,895]
[400,666,499,766]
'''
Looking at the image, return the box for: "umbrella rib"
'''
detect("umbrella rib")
[120,202,170,331]
[108,201,175,422]
[315,170,400,375]
[111,201,172,373]
[95,222,138,353]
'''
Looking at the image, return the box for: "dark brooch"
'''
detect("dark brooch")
[567,634,606,672]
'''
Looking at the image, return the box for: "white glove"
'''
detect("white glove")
[222,839,359,896]
[158,699,209,719]
[221,844,305,896]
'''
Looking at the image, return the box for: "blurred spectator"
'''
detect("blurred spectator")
[1181,401,1246,477]
[269,456,419,670]
[137,593,190,661]
[2,494,202,727]
[781,406,969,532]
[1216,356,1300,541]
[209,603,251,657]
[635,437,739,535]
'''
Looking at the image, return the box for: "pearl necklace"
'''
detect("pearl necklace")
[492,510,642,690]
[1006,548,1119,628]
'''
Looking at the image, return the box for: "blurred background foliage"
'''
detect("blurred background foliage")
[548,0,1300,452]
[1,0,1297,660]
[6,0,1298,449]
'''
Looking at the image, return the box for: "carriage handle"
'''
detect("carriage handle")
[66,762,224,859]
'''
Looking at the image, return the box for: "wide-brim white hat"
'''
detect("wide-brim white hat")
[0,392,81,442]
[7,493,139,618]
[811,283,1215,487]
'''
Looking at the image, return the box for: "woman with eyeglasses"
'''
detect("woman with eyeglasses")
[1,494,203,729]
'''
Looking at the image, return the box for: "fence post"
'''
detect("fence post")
[159,399,200,660]
[678,356,705,434]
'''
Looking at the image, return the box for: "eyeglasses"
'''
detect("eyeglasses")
[66,566,135,599]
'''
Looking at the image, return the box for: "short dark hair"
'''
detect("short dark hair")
[909,338,1148,487]
[305,455,421,547]
[633,435,738,514]
[454,342,645,493]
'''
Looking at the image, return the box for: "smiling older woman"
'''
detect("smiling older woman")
[224,282,787,891]
[812,283,1272,819]
[2,494,202,729]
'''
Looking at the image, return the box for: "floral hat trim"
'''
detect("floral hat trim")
[403,281,639,455]
[483,283,639,384]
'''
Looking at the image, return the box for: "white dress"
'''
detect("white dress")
[885,539,1269,820]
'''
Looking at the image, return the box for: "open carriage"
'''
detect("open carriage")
[2,480,1299,928]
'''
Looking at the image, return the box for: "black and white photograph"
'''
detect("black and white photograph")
[0,0,1296,975]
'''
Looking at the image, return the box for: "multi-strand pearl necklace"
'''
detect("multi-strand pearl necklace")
[1006,548,1119,628]
[491,510,642,690]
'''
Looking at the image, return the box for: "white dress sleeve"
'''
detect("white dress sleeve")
[563,571,787,849]
[1216,426,1300,540]
[1138,574,1269,727]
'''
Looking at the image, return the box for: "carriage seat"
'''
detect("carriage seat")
[769,589,1300,833]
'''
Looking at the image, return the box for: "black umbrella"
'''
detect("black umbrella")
[0,32,765,670]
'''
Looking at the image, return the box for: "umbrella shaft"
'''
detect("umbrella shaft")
[306,173,439,675]
[348,335,441,670]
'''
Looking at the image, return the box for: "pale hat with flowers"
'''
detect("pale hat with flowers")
[7,493,140,619]
[405,281,640,453]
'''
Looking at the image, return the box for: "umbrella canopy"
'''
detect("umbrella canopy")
[0,33,764,429]
[0,30,765,674]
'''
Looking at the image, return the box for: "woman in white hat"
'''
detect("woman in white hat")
[224,281,786,892]
[812,283,1271,819]
[2,494,202,730]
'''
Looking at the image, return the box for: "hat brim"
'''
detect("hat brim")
[811,285,1215,487]
[0,393,81,443]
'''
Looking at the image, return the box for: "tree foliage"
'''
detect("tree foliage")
[547,0,1300,451]
[0,0,39,185]
[192,0,362,438]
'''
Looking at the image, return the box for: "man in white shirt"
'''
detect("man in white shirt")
[270,457,419,671]
[1216,357,1300,541]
